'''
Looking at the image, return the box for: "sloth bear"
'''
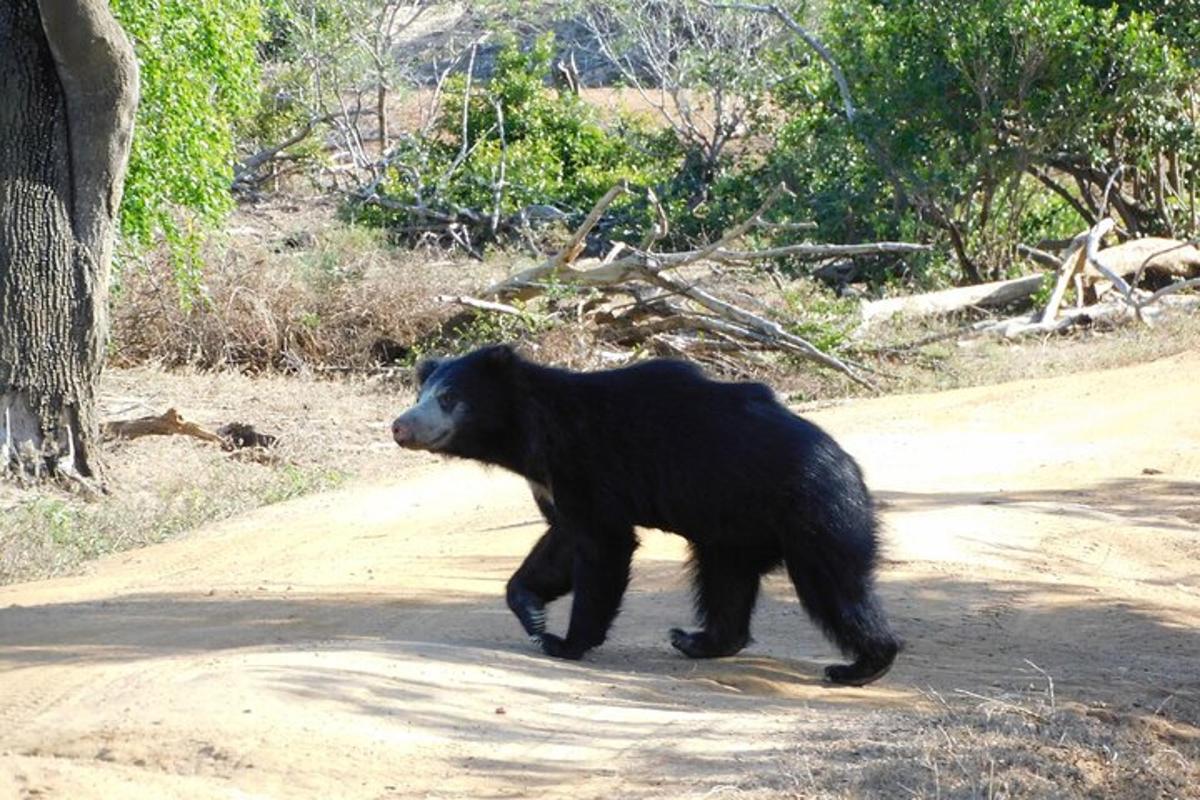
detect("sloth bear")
[391,344,899,686]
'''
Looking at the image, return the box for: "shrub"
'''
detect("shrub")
[739,0,1199,285]
[350,34,675,251]
[111,0,266,296]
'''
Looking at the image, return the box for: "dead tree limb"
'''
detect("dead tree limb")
[861,274,1045,326]
[979,294,1200,339]
[1017,243,1066,270]
[1089,236,1200,290]
[436,294,535,318]
[656,240,931,265]
[480,185,630,301]
[551,183,629,270]
[479,181,928,386]
[1039,223,1106,324]
[102,408,228,448]
[233,114,331,189]
[636,265,875,388]
[1033,217,1200,325]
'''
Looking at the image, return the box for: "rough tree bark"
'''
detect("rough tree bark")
[0,0,138,483]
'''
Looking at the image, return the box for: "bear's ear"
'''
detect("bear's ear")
[483,343,516,367]
[415,357,443,386]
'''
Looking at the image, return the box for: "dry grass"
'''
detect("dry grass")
[683,676,1199,799]
[845,304,1200,401]
[8,203,1199,586]
[0,364,413,586]
[110,199,513,374]
[4,207,1199,798]
[110,201,1200,400]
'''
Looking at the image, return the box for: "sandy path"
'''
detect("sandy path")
[2,353,1198,798]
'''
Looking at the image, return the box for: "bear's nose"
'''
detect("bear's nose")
[392,419,412,446]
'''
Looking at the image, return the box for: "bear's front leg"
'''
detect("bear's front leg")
[506,526,573,642]
[540,527,635,661]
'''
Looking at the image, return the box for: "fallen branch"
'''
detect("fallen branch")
[1039,222,1107,324]
[861,274,1046,326]
[232,113,333,190]
[977,294,1200,339]
[653,239,932,265]
[636,265,876,388]
[1079,233,1200,322]
[103,409,280,453]
[550,183,628,271]
[435,294,533,318]
[102,408,228,449]
[478,182,923,385]
[1086,236,1200,293]
[481,182,786,302]
[1016,243,1064,270]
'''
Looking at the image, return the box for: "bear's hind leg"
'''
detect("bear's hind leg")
[782,552,899,687]
[506,527,573,641]
[670,544,774,659]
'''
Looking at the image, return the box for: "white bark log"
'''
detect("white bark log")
[861,274,1046,326]
[1039,222,1109,323]
[1085,236,1200,292]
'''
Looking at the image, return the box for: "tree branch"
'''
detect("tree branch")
[1026,167,1095,226]
[708,2,859,124]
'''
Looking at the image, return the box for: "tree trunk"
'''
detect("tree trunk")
[0,0,137,484]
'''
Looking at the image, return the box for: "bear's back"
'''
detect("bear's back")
[533,358,837,531]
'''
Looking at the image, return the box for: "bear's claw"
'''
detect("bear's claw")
[539,632,585,660]
[669,627,747,659]
[507,585,548,637]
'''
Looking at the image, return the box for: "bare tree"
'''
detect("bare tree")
[350,0,432,152]
[0,0,138,484]
[249,0,478,192]
[581,0,783,201]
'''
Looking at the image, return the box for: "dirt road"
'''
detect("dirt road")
[2,353,1198,798]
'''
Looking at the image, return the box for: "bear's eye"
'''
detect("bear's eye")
[437,392,456,412]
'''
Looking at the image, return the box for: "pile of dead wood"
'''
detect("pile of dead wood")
[428,181,1198,386]
[441,184,930,387]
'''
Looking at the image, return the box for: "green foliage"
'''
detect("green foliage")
[779,282,858,351]
[111,0,266,295]
[1030,270,1059,309]
[260,464,346,504]
[356,34,674,247]
[1080,0,1200,65]
[1,464,345,583]
[750,0,1200,285]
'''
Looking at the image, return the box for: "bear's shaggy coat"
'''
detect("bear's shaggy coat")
[391,345,899,685]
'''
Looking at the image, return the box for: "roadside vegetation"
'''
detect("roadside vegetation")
[5,0,1198,583]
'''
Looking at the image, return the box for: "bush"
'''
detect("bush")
[111,0,266,295]
[351,34,676,251]
[738,0,1200,285]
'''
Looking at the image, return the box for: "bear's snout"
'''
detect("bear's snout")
[391,418,414,447]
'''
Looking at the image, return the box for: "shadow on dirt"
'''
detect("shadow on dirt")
[2,556,1198,798]
[877,477,1200,530]
[1,573,1196,715]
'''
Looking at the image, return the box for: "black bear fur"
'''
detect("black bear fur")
[391,344,900,686]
